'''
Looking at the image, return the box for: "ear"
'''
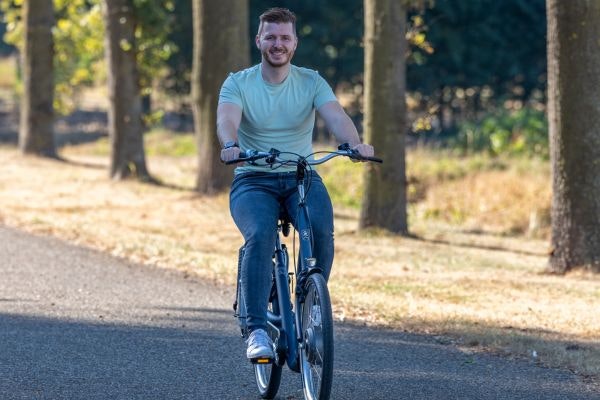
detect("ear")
[255,35,260,49]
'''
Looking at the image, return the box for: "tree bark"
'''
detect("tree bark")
[103,0,150,180]
[547,0,600,273]
[360,0,408,234]
[19,0,55,157]
[192,0,249,194]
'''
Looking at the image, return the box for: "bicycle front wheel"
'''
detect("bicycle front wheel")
[299,273,334,400]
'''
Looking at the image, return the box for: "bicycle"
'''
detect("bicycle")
[229,143,382,400]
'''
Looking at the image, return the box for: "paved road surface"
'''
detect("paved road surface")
[0,226,597,399]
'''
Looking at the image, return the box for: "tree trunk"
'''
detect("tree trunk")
[103,0,150,180]
[20,0,55,157]
[547,0,600,273]
[192,0,249,194]
[360,0,408,234]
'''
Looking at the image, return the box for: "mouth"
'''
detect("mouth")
[263,46,292,66]
[269,48,287,56]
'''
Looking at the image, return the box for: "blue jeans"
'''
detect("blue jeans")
[230,171,334,332]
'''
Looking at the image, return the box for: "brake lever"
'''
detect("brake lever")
[265,148,281,164]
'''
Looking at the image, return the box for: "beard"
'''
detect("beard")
[262,47,294,68]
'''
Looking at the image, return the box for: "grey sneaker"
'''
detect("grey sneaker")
[246,329,275,359]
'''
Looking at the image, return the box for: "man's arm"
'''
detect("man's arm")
[317,101,374,158]
[217,102,242,162]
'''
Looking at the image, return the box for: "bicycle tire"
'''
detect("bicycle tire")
[299,273,334,400]
[254,299,283,399]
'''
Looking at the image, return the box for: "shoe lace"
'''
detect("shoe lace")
[249,330,271,348]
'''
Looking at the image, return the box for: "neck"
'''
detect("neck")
[260,61,290,84]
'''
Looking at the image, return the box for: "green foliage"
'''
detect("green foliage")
[132,0,177,97]
[406,0,547,140]
[0,0,22,50]
[1,0,104,113]
[0,11,14,54]
[0,0,551,153]
[161,0,192,95]
[53,0,104,113]
[407,0,546,100]
[452,106,548,158]
[1,0,177,116]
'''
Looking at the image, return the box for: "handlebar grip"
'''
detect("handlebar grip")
[348,151,383,164]
[224,152,267,165]
[224,150,245,165]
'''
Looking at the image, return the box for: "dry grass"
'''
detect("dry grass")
[0,57,17,89]
[0,144,599,380]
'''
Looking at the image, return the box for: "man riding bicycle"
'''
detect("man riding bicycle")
[217,7,375,361]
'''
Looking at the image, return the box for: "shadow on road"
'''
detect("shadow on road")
[0,312,596,400]
[0,312,255,400]
[335,323,599,400]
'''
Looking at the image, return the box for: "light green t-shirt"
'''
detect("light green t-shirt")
[218,64,337,173]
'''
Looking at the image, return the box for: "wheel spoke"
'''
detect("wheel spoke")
[300,274,333,400]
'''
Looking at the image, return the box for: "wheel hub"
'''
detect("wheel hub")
[304,326,324,365]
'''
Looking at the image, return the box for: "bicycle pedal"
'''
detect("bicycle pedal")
[250,357,274,365]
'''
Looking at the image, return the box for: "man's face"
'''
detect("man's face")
[256,22,297,68]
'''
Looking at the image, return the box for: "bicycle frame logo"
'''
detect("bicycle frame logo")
[300,229,310,241]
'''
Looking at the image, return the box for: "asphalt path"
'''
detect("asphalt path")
[0,226,598,399]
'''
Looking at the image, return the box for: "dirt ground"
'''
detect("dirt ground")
[1,144,599,381]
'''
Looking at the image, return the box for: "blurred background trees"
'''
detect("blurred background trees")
[0,0,549,152]
[2,0,598,271]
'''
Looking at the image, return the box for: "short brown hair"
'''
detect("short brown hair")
[258,8,296,36]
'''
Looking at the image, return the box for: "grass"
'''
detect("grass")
[0,135,598,381]
[0,56,17,89]
[65,128,197,157]
[319,146,552,238]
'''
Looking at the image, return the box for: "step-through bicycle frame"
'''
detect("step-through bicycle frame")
[230,144,382,398]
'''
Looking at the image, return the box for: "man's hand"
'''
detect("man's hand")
[352,143,375,160]
[221,146,241,163]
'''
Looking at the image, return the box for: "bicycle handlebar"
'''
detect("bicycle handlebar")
[224,143,383,166]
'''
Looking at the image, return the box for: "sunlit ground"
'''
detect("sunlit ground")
[0,143,598,378]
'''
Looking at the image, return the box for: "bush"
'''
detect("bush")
[453,107,548,158]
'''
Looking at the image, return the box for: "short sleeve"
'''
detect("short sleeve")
[313,73,338,109]
[218,74,243,108]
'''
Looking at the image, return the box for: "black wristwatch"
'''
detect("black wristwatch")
[222,141,239,150]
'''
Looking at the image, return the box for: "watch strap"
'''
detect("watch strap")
[222,141,239,150]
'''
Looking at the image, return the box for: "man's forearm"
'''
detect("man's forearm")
[217,119,238,146]
[216,103,242,146]
[330,113,361,146]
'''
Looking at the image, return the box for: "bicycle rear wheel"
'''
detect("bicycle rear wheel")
[299,273,334,400]
[254,300,282,399]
